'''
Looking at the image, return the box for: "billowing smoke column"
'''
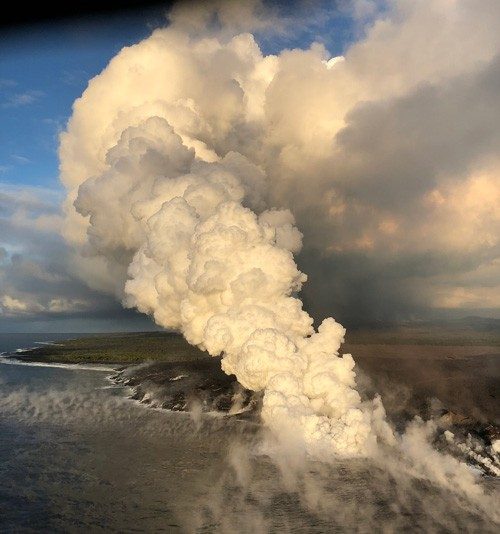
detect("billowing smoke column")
[59,2,405,456]
[75,114,390,456]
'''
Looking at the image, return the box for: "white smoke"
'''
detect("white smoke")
[59,0,499,477]
[57,1,403,456]
[73,109,391,455]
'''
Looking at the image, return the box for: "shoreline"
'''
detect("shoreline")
[2,352,132,366]
[1,332,206,365]
[0,355,117,372]
[1,332,498,476]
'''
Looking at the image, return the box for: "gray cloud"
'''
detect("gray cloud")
[0,184,156,331]
[291,53,500,324]
[333,55,500,209]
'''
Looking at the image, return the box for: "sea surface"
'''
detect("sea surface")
[0,333,93,356]
[0,334,498,532]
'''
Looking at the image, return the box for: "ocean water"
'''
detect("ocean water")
[0,334,498,532]
[0,333,95,355]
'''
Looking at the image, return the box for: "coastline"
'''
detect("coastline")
[1,331,498,476]
[2,332,205,365]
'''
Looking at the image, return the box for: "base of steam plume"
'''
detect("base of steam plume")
[111,358,500,479]
[111,357,499,525]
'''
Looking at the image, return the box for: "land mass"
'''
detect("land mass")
[11,331,205,364]
[5,323,499,472]
[10,316,500,365]
[8,323,499,425]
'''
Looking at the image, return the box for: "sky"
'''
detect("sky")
[1,0,499,332]
[0,10,168,190]
[0,9,171,331]
[0,1,357,332]
[0,9,171,332]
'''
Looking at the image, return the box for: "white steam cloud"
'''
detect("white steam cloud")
[60,0,500,320]
[58,1,399,456]
[59,0,499,463]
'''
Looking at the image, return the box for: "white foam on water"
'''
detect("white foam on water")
[0,356,116,373]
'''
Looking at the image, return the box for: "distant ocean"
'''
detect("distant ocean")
[0,333,91,355]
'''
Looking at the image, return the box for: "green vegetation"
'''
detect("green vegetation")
[11,317,500,364]
[15,332,206,364]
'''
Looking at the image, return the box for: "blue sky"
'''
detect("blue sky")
[0,10,167,191]
[0,4,359,332]
[0,4,356,194]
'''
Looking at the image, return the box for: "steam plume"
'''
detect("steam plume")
[58,3,397,455]
[59,0,498,463]
[73,101,390,455]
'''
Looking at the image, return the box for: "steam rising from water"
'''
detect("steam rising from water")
[121,137,393,455]
[59,0,498,520]
[63,37,391,457]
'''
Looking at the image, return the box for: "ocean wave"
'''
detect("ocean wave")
[0,356,116,373]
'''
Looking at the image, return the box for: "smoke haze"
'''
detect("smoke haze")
[1,2,498,529]
[53,2,499,488]
[59,0,500,325]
